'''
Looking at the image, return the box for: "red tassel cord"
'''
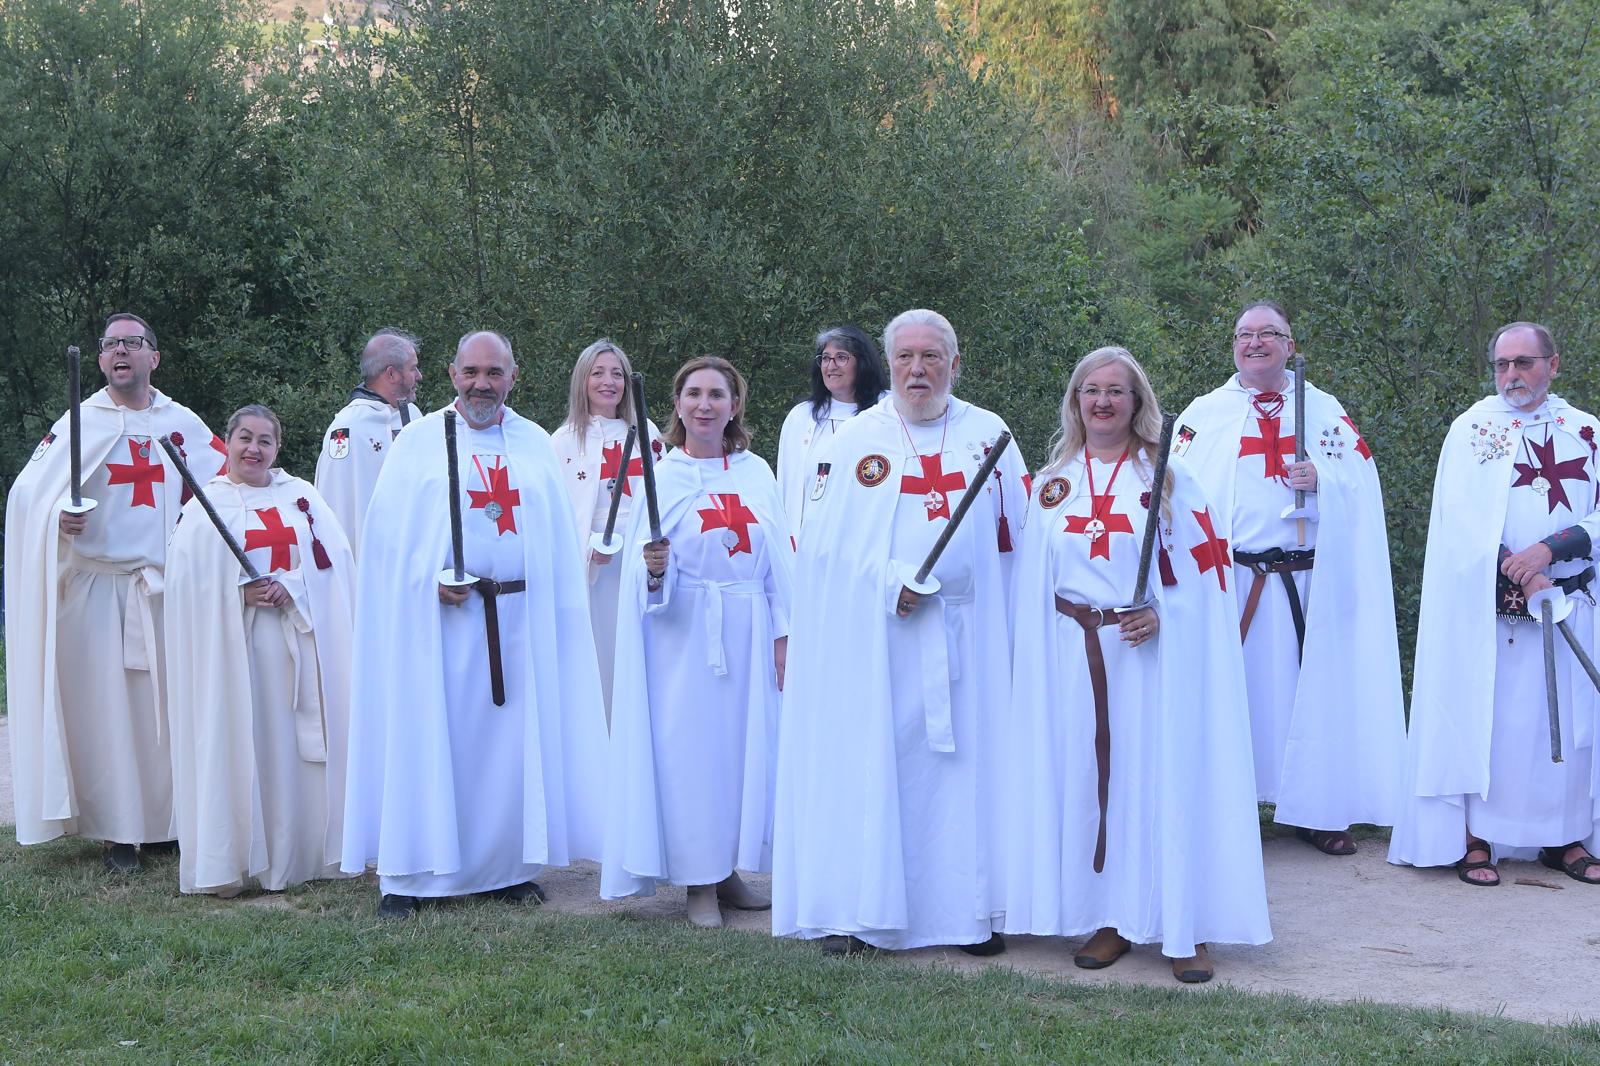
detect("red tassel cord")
[988,443,1013,553]
[1142,490,1178,586]
[297,497,333,570]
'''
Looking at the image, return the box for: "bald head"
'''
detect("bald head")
[448,330,519,428]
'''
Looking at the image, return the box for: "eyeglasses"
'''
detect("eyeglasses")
[1077,386,1129,401]
[99,336,152,352]
[1492,355,1553,374]
[1233,329,1290,344]
[817,353,855,367]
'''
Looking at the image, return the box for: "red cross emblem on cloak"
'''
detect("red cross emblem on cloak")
[468,457,522,535]
[105,439,166,508]
[1238,416,1297,479]
[1512,433,1589,514]
[1189,507,1230,590]
[900,453,967,521]
[1341,416,1372,460]
[600,439,644,496]
[243,508,298,572]
[697,492,759,555]
[1063,495,1134,560]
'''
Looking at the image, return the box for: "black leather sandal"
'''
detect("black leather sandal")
[1538,843,1600,884]
[1456,838,1499,887]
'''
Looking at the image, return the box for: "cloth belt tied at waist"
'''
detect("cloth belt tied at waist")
[1234,547,1316,657]
[910,590,975,753]
[66,558,165,741]
[473,577,527,706]
[1055,595,1129,874]
[678,578,764,677]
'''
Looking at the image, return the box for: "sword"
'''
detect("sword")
[912,431,1012,587]
[631,372,662,543]
[1129,413,1177,609]
[437,407,476,587]
[397,399,412,428]
[1293,354,1307,547]
[64,345,97,517]
[1541,598,1563,763]
[157,435,260,582]
[590,425,637,559]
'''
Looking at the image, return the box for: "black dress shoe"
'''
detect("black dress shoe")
[958,933,1007,957]
[141,840,180,857]
[821,935,880,957]
[378,894,419,919]
[103,843,139,873]
[477,881,546,905]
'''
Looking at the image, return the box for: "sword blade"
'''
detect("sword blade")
[1294,355,1307,546]
[601,425,638,546]
[1542,599,1563,763]
[67,346,83,508]
[157,435,261,582]
[444,408,465,581]
[914,431,1012,586]
[631,372,662,542]
[1131,413,1177,607]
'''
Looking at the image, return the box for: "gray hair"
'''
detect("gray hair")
[453,330,515,366]
[882,309,960,366]
[359,327,420,383]
[1488,321,1558,362]
[1235,299,1292,332]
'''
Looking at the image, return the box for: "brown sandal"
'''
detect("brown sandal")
[1538,843,1600,884]
[1295,827,1357,856]
[1456,838,1499,887]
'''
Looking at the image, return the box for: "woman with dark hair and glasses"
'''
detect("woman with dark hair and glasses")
[775,325,888,528]
[603,357,794,929]
[165,404,357,898]
[1000,347,1268,984]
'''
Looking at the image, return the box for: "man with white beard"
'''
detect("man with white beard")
[340,330,608,917]
[772,308,1029,955]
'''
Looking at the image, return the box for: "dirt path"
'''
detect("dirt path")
[3,716,1593,1026]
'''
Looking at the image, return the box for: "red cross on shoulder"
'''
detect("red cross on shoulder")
[243,508,298,572]
[1189,507,1230,590]
[900,453,967,521]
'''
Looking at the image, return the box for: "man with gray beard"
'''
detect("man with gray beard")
[340,331,609,917]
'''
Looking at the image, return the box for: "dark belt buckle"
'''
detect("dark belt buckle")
[477,577,502,597]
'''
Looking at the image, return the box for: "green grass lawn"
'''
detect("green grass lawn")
[3,837,1598,1063]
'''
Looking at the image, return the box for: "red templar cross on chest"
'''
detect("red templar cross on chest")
[1063,494,1134,560]
[600,439,644,497]
[243,508,298,572]
[698,493,759,556]
[1238,416,1297,479]
[105,438,166,508]
[901,453,967,521]
[468,457,522,536]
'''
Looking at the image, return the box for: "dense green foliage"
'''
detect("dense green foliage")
[4,835,1600,1061]
[6,0,1600,676]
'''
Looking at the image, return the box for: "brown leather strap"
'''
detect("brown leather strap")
[1238,569,1268,643]
[1054,596,1125,873]
[474,578,528,707]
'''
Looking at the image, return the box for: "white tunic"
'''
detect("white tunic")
[1176,375,1404,829]
[166,473,355,893]
[602,450,792,897]
[775,398,858,531]
[1001,453,1269,957]
[550,416,663,725]
[313,390,420,563]
[341,405,609,896]
[772,398,1030,950]
[5,388,222,846]
[1392,396,1600,866]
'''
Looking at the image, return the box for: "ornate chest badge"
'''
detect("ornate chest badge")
[1468,420,1512,464]
[856,454,890,487]
[1038,476,1070,509]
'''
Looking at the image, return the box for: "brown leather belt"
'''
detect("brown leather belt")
[1234,548,1315,655]
[474,577,527,706]
[1055,595,1128,874]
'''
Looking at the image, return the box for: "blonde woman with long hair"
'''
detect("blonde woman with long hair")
[551,338,663,725]
[1000,346,1269,983]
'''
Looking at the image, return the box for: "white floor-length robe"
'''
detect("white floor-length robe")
[776,397,859,531]
[1391,395,1600,867]
[1176,375,1404,830]
[773,397,1029,949]
[602,448,793,897]
[5,388,222,846]
[552,415,663,725]
[1001,452,1269,957]
[166,471,355,893]
[341,404,608,896]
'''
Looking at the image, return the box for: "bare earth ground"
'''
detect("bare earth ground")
[2,717,1595,1026]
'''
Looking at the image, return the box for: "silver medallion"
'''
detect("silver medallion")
[483,501,504,523]
[138,441,151,458]
[1083,518,1107,541]
[1532,476,1551,495]
[721,528,740,549]
[925,490,945,512]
